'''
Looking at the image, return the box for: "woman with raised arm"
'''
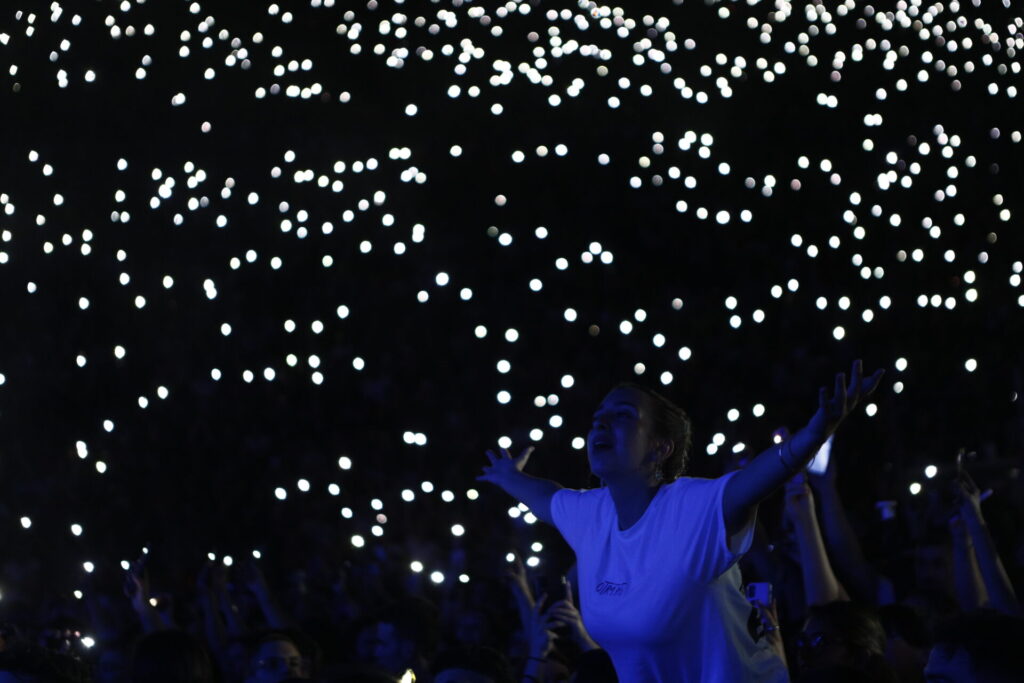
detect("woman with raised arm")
[478,360,882,682]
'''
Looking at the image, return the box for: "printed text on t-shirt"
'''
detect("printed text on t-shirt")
[595,581,628,596]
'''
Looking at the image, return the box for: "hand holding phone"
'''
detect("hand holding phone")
[745,582,772,606]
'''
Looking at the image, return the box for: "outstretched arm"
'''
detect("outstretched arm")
[477,447,562,526]
[723,360,883,534]
[808,448,889,604]
[950,514,988,611]
[785,473,850,606]
[507,553,536,633]
[197,562,228,654]
[240,560,294,629]
[123,557,171,633]
[954,472,1020,616]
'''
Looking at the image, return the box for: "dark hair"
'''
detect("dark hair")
[252,630,299,650]
[796,656,900,683]
[332,666,399,683]
[374,597,440,660]
[431,645,514,683]
[877,603,931,648]
[614,383,692,481]
[931,610,1024,683]
[130,629,215,683]
[0,642,92,683]
[806,601,886,658]
[250,629,320,676]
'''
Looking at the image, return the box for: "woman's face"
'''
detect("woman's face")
[588,387,661,482]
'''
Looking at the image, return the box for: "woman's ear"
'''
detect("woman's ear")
[657,439,674,461]
[646,439,674,467]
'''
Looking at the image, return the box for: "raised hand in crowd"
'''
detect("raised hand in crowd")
[123,555,172,633]
[752,596,787,671]
[951,469,1021,616]
[784,471,849,607]
[797,360,885,448]
[520,593,558,683]
[805,434,894,605]
[543,579,599,652]
[196,561,235,656]
[949,505,989,612]
[723,360,884,535]
[506,552,536,631]
[478,446,561,526]
[239,559,295,629]
[209,561,247,638]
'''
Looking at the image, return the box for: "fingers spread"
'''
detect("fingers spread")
[834,372,847,407]
[864,368,885,394]
[848,359,863,399]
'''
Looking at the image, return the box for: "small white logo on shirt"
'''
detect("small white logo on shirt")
[596,581,628,596]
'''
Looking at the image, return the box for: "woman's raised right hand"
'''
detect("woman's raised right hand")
[477,446,534,485]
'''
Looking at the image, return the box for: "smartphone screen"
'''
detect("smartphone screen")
[807,434,834,475]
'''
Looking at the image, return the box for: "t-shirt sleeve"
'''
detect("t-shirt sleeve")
[550,488,592,553]
[668,472,757,581]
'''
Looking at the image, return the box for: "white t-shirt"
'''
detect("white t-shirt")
[551,473,788,682]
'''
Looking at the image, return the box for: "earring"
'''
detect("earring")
[654,468,664,484]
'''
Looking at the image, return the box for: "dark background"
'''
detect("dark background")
[0,0,1021,601]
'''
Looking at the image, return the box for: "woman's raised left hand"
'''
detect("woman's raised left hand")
[802,359,883,443]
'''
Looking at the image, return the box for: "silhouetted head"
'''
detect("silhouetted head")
[926,610,1024,683]
[130,629,215,683]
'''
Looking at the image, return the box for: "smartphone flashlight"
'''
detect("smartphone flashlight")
[807,435,834,475]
